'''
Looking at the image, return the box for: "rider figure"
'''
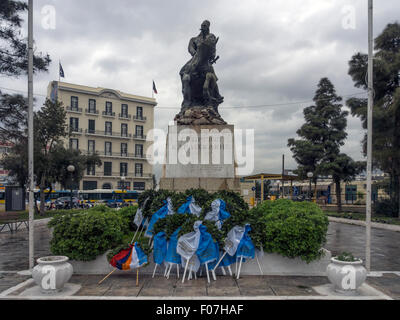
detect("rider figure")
[180,20,224,108]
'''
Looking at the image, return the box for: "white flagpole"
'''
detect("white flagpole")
[28,0,34,272]
[366,0,373,273]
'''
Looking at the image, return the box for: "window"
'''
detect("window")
[120,163,128,177]
[86,164,95,176]
[121,104,128,118]
[136,106,143,118]
[121,143,128,156]
[121,123,128,137]
[104,162,112,176]
[88,119,95,134]
[105,122,112,135]
[88,99,96,113]
[69,139,79,150]
[133,182,145,191]
[70,117,79,131]
[135,144,143,157]
[105,101,113,114]
[83,181,97,190]
[71,96,79,110]
[105,142,112,156]
[88,140,95,154]
[135,125,143,137]
[102,183,112,190]
[135,163,143,176]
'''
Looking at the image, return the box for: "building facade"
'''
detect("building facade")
[47,81,156,191]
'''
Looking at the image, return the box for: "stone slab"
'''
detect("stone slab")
[19,283,81,297]
[71,249,331,276]
[164,124,236,179]
[240,248,332,276]
[313,283,391,299]
[159,177,240,193]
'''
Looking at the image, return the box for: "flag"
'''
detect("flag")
[152,80,158,94]
[59,62,65,78]
[50,82,58,102]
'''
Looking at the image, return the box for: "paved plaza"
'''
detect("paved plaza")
[0,221,400,299]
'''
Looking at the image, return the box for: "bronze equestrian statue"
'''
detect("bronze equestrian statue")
[177,20,226,125]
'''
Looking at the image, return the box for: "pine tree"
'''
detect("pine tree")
[289,78,363,211]
[347,22,400,217]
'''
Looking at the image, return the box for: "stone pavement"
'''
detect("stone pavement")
[2,273,399,299]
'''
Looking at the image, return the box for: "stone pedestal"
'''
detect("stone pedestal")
[159,124,240,193]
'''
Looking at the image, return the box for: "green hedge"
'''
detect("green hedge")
[252,199,329,263]
[48,206,127,261]
[48,191,329,263]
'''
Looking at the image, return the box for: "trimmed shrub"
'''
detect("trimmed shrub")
[252,199,329,263]
[48,208,126,261]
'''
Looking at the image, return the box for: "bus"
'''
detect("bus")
[78,189,139,206]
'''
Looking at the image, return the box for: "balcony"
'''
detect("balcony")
[83,172,152,179]
[85,129,132,139]
[133,115,147,122]
[133,134,146,141]
[68,127,83,135]
[85,109,99,116]
[119,113,132,120]
[66,106,83,114]
[102,111,116,118]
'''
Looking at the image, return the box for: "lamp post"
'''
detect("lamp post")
[121,175,126,206]
[67,165,75,209]
[307,172,314,202]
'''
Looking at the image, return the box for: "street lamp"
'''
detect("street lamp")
[121,175,126,191]
[276,180,280,199]
[67,164,75,209]
[307,172,313,202]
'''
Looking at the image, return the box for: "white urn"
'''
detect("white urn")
[32,256,73,294]
[326,257,367,295]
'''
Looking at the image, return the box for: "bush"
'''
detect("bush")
[252,199,329,263]
[49,208,126,261]
[116,205,138,232]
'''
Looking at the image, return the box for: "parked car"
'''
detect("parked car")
[54,196,80,209]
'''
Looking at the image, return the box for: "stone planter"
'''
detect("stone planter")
[32,256,73,294]
[326,257,367,295]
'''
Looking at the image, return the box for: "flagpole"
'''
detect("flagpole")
[152,80,154,99]
[28,0,35,273]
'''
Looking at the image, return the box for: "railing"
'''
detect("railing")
[84,172,152,178]
[85,109,99,115]
[133,134,146,140]
[66,106,83,113]
[119,113,132,120]
[68,127,83,134]
[102,111,116,117]
[133,116,147,122]
[85,129,132,139]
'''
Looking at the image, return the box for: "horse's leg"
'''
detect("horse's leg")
[203,73,213,104]
[182,73,192,107]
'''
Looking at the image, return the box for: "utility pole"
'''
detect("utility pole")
[366,0,373,273]
[282,154,285,197]
[28,0,34,271]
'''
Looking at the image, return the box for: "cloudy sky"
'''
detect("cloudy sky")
[3,0,399,178]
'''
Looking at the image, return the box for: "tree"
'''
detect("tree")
[1,99,101,213]
[288,78,362,211]
[0,0,51,143]
[347,22,400,217]
[0,0,50,77]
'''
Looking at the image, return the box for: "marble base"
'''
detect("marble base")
[159,177,241,193]
[163,124,236,179]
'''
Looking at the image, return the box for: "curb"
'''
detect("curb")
[328,217,400,232]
